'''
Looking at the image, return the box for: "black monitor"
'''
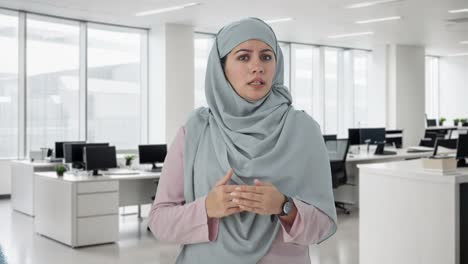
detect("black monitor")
[457,134,468,167]
[64,143,109,168]
[348,128,386,145]
[360,128,386,145]
[84,146,117,176]
[433,138,458,156]
[427,119,437,127]
[55,141,85,158]
[139,144,167,171]
[348,129,361,145]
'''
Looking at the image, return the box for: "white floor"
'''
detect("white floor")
[0,199,358,264]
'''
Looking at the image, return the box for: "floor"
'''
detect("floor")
[0,199,358,264]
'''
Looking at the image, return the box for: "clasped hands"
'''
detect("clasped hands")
[205,168,286,219]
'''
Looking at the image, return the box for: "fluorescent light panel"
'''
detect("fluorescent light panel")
[460,41,468,44]
[346,0,402,9]
[328,31,374,39]
[447,53,468,57]
[136,2,199,16]
[264,17,294,24]
[448,8,468,14]
[356,16,402,24]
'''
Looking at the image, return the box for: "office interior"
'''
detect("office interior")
[1,0,468,263]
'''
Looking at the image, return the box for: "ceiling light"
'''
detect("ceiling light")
[447,53,468,57]
[264,17,294,24]
[356,16,402,24]
[460,41,468,44]
[346,0,402,9]
[136,2,199,16]
[328,32,374,39]
[448,8,468,14]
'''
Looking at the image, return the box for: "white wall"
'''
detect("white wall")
[439,57,468,121]
[0,160,12,195]
[388,45,425,147]
[368,45,388,128]
[148,24,195,145]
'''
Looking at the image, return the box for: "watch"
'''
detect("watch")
[279,195,293,216]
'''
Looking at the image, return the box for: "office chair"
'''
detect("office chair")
[327,138,351,214]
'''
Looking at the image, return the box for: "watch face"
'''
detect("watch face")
[283,201,292,215]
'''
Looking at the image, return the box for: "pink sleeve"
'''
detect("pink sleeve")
[148,126,219,244]
[278,198,333,245]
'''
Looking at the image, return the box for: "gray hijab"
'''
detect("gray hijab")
[180,17,337,264]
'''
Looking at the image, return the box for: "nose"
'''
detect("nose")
[250,58,264,74]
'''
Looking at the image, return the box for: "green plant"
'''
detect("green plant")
[454,118,461,126]
[461,118,468,124]
[55,164,66,176]
[438,117,446,126]
[124,154,136,166]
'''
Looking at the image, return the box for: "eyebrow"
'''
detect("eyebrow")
[234,48,274,54]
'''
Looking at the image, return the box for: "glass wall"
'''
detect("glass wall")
[0,11,18,158]
[194,34,214,108]
[26,15,80,151]
[0,8,149,158]
[87,24,145,149]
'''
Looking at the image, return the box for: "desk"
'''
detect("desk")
[10,160,58,216]
[358,159,468,264]
[335,147,453,206]
[34,171,160,247]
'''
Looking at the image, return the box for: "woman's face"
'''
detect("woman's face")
[224,39,276,101]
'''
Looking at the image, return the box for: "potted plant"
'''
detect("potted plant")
[461,118,468,126]
[55,164,66,177]
[438,117,446,126]
[124,154,136,167]
[454,118,460,126]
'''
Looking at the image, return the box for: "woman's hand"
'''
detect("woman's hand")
[230,179,286,215]
[205,169,243,219]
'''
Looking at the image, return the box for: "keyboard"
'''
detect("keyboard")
[103,169,140,175]
[407,146,434,153]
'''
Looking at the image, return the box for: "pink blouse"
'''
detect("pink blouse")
[148,127,333,263]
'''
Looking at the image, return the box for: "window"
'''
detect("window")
[194,34,214,108]
[87,24,146,149]
[279,42,290,88]
[26,15,80,152]
[0,11,18,158]
[291,44,315,116]
[353,51,370,128]
[425,56,439,119]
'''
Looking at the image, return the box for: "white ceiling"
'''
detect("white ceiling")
[1,0,468,56]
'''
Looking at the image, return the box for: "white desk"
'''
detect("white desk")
[334,147,444,206]
[358,159,468,264]
[10,160,58,216]
[34,171,160,247]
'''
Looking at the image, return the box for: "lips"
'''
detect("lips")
[248,78,266,89]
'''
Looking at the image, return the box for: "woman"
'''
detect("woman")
[148,17,337,264]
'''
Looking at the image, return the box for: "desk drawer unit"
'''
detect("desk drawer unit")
[77,192,118,217]
[77,181,118,194]
[76,215,118,246]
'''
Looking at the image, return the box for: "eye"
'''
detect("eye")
[237,54,249,61]
[262,54,273,61]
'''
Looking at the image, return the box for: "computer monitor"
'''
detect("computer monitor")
[55,141,85,158]
[138,144,167,171]
[360,128,386,145]
[348,129,361,145]
[433,138,458,156]
[457,134,468,167]
[64,143,109,168]
[427,119,437,127]
[84,146,117,176]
